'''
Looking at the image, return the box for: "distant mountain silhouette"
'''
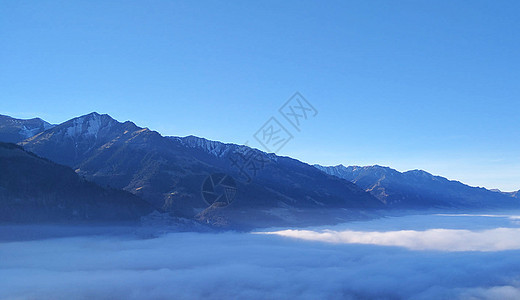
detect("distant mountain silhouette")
[0,142,153,223]
[314,164,519,209]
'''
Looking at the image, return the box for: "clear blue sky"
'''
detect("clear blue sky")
[1,1,519,191]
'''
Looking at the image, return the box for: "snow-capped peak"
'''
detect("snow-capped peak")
[65,112,114,138]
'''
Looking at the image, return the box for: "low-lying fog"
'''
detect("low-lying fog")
[2,212,520,299]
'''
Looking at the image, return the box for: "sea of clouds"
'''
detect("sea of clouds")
[2,213,520,299]
[259,213,520,251]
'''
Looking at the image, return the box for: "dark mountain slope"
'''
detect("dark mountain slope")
[0,142,153,223]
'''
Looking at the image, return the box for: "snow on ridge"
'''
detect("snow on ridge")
[170,135,277,161]
[170,136,233,158]
[65,113,113,138]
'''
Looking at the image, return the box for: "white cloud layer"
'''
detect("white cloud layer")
[2,213,520,299]
[258,227,520,251]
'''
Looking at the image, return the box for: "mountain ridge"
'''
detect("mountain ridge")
[13,112,381,228]
[314,164,519,208]
[0,114,54,143]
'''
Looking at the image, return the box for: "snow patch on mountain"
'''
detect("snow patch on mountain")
[169,135,233,157]
[65,113,113,138]
[169,135,278,162]
[16,119,55,139]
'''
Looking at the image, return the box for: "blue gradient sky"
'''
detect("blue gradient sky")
[1,1,519,191]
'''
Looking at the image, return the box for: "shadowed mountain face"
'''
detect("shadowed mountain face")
[0,115,54,143]
[15,113,381,228]
[314,165,519,209]
[0,142,153,223]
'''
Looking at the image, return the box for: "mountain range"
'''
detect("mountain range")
[0,112,518,228]
[7,113,380,228]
